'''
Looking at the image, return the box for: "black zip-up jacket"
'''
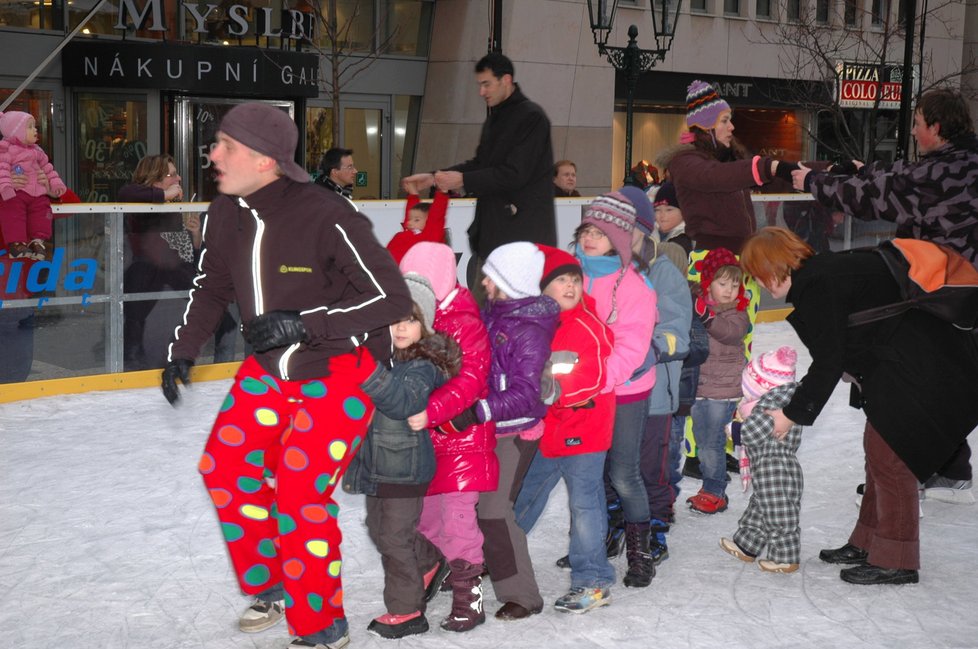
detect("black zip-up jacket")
[168,177,412,380]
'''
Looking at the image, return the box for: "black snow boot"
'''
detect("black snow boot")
[623,522,656,588]
[605,500,626,559]
[440,559,485,632]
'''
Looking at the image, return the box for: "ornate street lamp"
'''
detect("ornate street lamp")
[587,0,683,183]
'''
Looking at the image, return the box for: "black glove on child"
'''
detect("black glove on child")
[242,311,307,353]
[774,161,800,183]
[162,359,194,405]
[437,405,479,434]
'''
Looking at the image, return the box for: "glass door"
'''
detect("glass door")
[173,97,295,203]
[307,96,391,199]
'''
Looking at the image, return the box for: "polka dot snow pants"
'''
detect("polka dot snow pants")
[199,351,375,637]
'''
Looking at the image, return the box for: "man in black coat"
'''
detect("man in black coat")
[403,53,556,302]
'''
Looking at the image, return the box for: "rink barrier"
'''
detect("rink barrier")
[0,194,887,403]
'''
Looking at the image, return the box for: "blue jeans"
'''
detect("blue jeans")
[691,398,737,496]
[668,415,686,499]
[606,397,651,523]
[516,450,615,589]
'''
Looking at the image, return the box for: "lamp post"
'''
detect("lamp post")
[587,0,682,184]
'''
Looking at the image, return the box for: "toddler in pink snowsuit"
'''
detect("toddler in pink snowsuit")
[0,111,66,260]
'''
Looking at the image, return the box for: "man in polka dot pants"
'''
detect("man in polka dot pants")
[161,103,412,649]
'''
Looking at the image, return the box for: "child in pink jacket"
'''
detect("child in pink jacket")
[0,111,66,260]
[574,191,657,589]
[399,242,499,633]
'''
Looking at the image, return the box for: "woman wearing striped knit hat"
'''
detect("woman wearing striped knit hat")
[658,80,797,255]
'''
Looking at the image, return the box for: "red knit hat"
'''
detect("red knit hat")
[537,244,582,290]
[696,247,748,310]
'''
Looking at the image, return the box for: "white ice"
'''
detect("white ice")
[2,321,976,649]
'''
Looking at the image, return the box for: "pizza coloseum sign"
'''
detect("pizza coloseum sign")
[835,61,910,110]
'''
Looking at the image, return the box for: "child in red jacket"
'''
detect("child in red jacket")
[387,190,448,264]
[514,245,617,614]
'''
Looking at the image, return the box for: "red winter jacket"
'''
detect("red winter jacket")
[539,294,616,458]
[425,286,499,494]
[386,191,448,264]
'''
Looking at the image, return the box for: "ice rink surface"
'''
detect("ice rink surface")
[2,321,975,649]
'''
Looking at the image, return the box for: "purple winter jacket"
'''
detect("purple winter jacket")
[476,294,560,435]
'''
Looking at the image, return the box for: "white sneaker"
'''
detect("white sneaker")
[758,559,799,573]
[239,598,285,633]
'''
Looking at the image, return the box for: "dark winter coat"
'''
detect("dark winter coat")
[677,313,710,417]
[169,177,412,379]
[447,84,557,258]
[476,294,560,435]
[659,144,777,254]
[783,250,978,481]
[425,286,499,495]
[807,134,978,267]
[342,335,455,497]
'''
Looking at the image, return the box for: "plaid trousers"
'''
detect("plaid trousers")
[733,384,804,564]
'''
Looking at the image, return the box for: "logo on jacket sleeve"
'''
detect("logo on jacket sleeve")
[279,265,313,273]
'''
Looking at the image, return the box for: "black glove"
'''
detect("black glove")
[774,160,800,183]
[450,405,479,432]
[830,159,860,175]
[437,405,479,434]
[242,311,306,353]
[161,359,194,405]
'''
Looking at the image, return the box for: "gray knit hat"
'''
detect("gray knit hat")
[403,272,436,332]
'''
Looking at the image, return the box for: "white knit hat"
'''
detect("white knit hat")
[482,242,545,299]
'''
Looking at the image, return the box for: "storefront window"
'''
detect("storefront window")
[306,0,375,53]
[384,0,432,57]
[343,106,382,199]
[0,88,54,154]
[305,105,335,181]
[393,94,420,197]
[75,93,148,202]
[0,0,64,30]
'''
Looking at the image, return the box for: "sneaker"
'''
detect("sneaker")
[5,242,29,259]
[238,597,285,633]
[719,537,756,563]
[687,488,728,514]
[553,586,610,614]
[27,239,48,261]
[923,476,975,504]
[367,611,429,639]
[289,636,350,649]
[759,559,799,573]
[649,519,669,565]
[725,453,740,474]
[682,455,702,480]
[287,615,349,648]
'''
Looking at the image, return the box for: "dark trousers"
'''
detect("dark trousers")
[849,421,920,570]
[640,413,676,521]
[478,435,543,610]
[365,494,443,615]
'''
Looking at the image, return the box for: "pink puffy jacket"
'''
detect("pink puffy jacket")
[425,286,499,495]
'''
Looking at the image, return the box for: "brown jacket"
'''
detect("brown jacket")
[659,145,777,254]
[695,304,750,400]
